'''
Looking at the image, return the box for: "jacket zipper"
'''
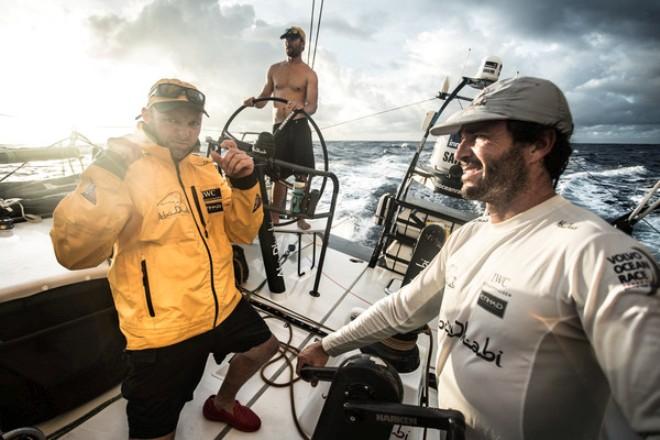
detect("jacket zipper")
[175,163,220,326]
[141,260,156,317]
[191,185,208,238]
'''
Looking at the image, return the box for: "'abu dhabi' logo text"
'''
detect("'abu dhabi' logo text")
[157,192,189,220]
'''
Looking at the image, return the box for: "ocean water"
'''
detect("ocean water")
[318,141,660,258]
[1,141,658,258]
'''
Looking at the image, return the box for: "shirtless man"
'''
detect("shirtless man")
[244,25,318,229]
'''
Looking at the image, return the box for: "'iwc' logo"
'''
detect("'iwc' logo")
[157,192,190,220]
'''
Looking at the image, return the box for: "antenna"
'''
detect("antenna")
[441,77,449,94]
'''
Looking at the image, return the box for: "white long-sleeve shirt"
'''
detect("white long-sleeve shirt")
[323,195,659,440]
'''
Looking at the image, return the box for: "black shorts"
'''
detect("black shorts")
[270,118,315,180]
[121,297,272,439]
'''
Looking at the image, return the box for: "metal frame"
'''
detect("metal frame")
[368,78,471,268]
[255,158,339,297]
[212,97,337,297]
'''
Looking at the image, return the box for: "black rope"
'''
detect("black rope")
[321,97,436,130]
[258,315,310,439]
[240,278,268,296]
[641,216,660,235]
[0,162,27,183]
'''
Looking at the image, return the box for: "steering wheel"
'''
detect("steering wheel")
[216,97,329,197]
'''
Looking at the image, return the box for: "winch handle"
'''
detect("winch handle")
[299,366,337,383]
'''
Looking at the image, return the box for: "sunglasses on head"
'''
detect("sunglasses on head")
[149,83,205,106]
[284,28,302,39]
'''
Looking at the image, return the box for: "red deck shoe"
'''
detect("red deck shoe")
[203,396,261,432]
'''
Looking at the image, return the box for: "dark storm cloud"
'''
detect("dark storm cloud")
[495,0,660,45]
[421,0,660,45]
[429,0,660,141]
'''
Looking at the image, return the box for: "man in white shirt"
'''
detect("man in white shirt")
[297,77,659,439]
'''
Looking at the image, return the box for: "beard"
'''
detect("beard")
[286,45,303,58]
[460,143,529,205]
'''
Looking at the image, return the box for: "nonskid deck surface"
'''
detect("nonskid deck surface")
[34,219,438,439]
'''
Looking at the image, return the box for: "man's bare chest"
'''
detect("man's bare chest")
[273,66,308,92]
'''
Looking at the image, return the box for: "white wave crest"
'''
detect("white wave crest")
[562,165,647,180]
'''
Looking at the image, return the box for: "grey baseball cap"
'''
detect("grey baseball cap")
[430,76,573,136]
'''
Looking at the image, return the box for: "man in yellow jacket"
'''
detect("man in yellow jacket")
[51,78,279,439]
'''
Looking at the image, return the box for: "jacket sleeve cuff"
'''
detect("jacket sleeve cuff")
[229,172,258,189]
[93,150,128,179]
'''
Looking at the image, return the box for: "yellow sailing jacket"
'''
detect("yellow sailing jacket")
[51,127,263,350]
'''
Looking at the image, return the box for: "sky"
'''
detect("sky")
[1,0,659,145]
